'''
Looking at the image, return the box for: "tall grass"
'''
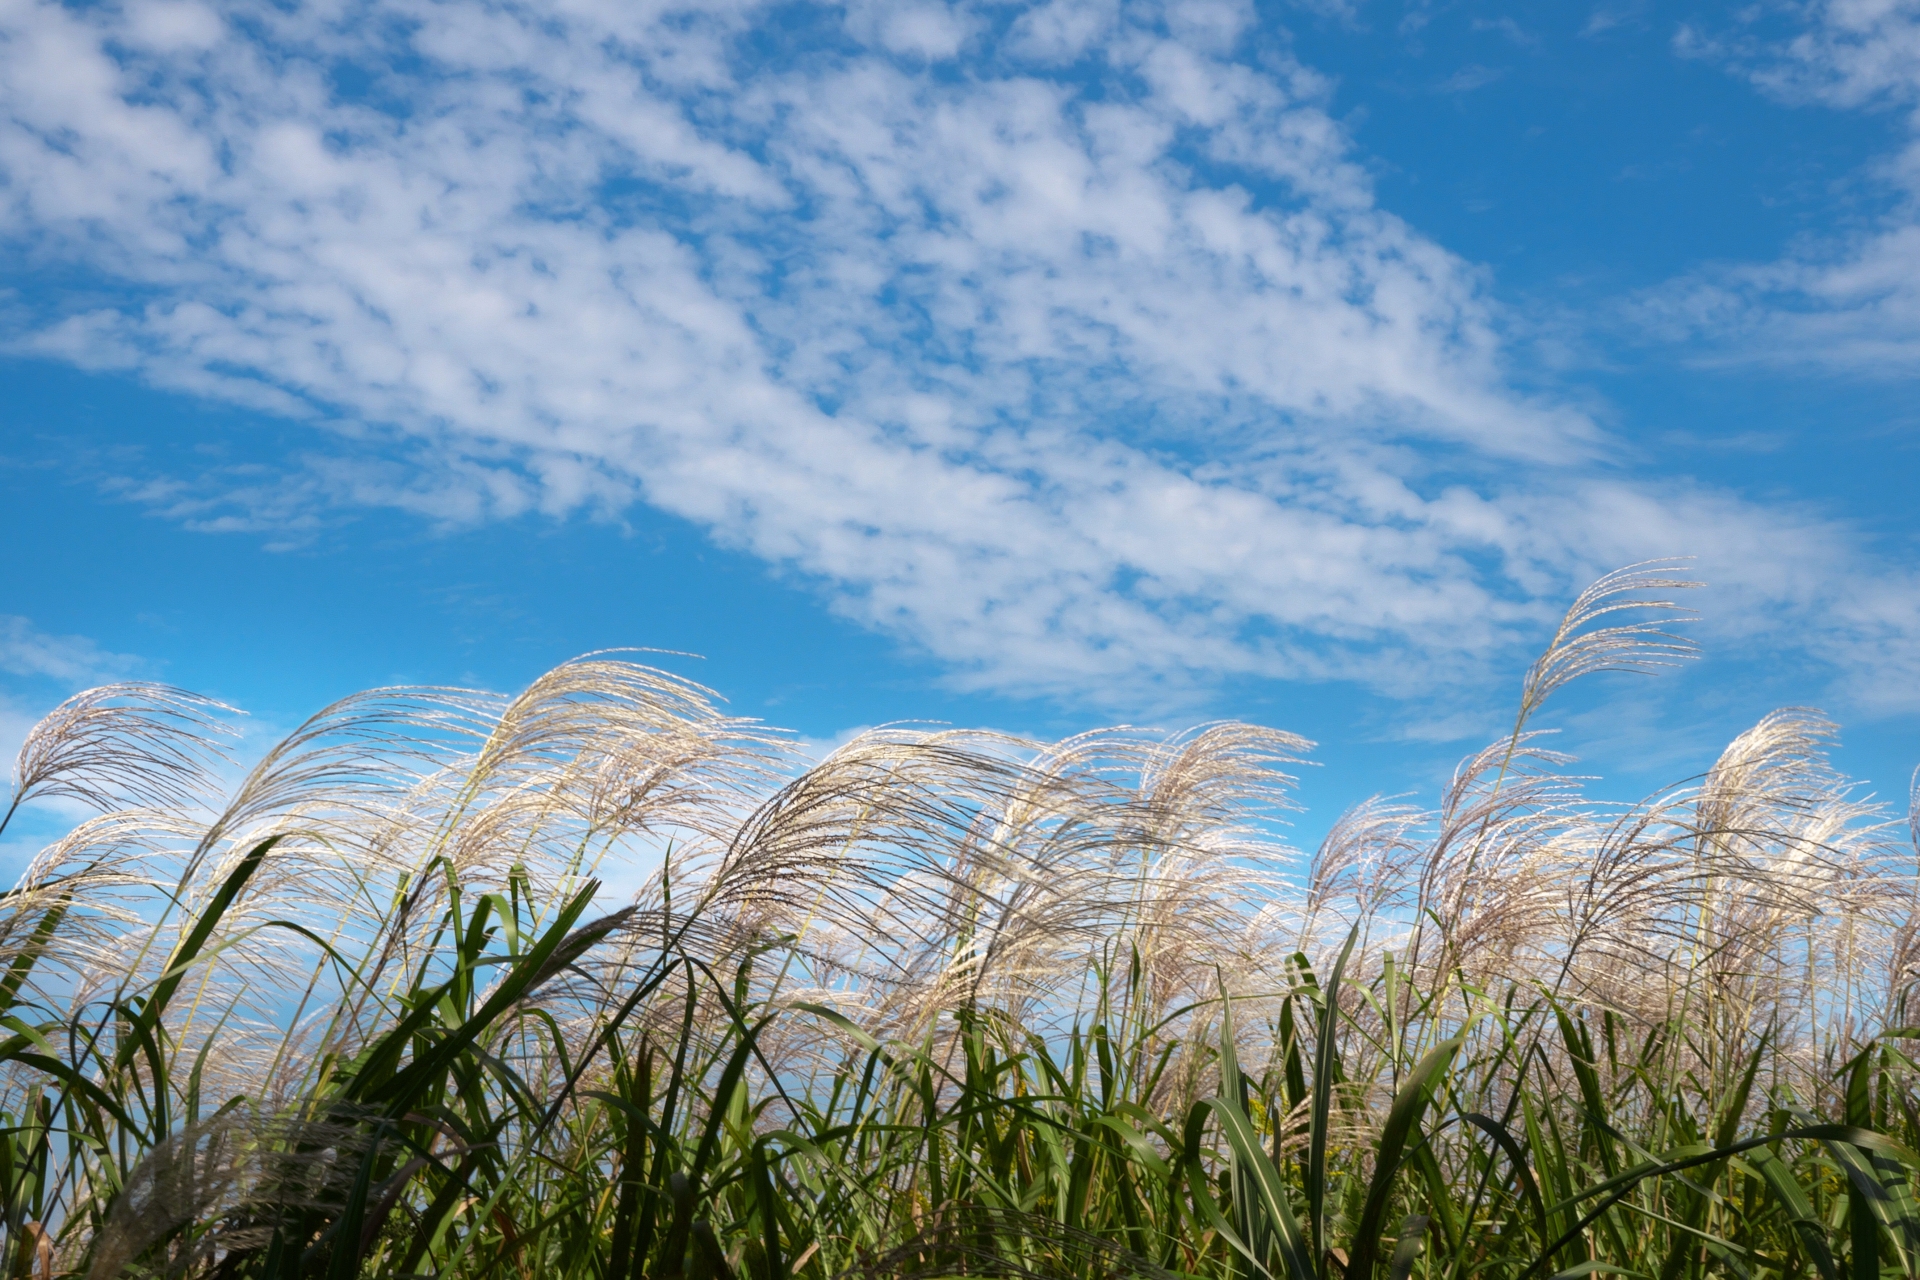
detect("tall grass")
[0,563,1915,1280]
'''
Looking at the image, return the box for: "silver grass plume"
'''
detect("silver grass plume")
[1515,559,1700,728]
[0,568,1913,1272]
[4,685,237,835]
[83,1106,378,1280]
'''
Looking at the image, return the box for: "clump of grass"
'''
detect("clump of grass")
[0,568,1914,1280]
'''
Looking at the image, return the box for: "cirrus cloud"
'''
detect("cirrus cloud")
[2,0,1915,705]
[1656,3,1920,369]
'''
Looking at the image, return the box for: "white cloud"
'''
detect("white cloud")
[0,0,1916,705]
[1652,3,1920,370]
[0,617,138,686]
[845,0,979,60]
[1740,0,1920,110]
[1438,63,1506,93]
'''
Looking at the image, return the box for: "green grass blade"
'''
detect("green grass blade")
[1390,1214,1430,1280]
[0,897,68,1016]
[1203,1094,1315,1280]
[1310,926,1359,1278]
[116,835,280,1075]
[362,883,606,1112]
[1347,1037,1462,1280]
[1742,1144,1839,1280]
[1463,1110,1549,1248]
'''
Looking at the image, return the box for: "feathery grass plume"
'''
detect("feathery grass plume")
[0,568,1915,1280]
[3,685,237,835]
[1514,559,1700,728]
[1304,797,1427,933]
[81,1106,377,1280]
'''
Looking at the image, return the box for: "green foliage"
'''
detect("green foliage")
[0,568,1914,1280]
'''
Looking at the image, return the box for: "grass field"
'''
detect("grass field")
[1,563,1916,1280]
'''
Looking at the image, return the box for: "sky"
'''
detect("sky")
[3,0,1919,864]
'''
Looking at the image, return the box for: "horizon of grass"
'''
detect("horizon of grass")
[0,561,1915,1280]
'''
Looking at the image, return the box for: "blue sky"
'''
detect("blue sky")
[3,0,1919,860]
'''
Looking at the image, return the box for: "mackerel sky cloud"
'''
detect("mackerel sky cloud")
[1655,1,1920,367]
[1,0,1918,743]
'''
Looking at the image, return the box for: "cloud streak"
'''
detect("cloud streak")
[1,0,1915,704]
[1655,3,1920,368]
[0,617,137,687]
